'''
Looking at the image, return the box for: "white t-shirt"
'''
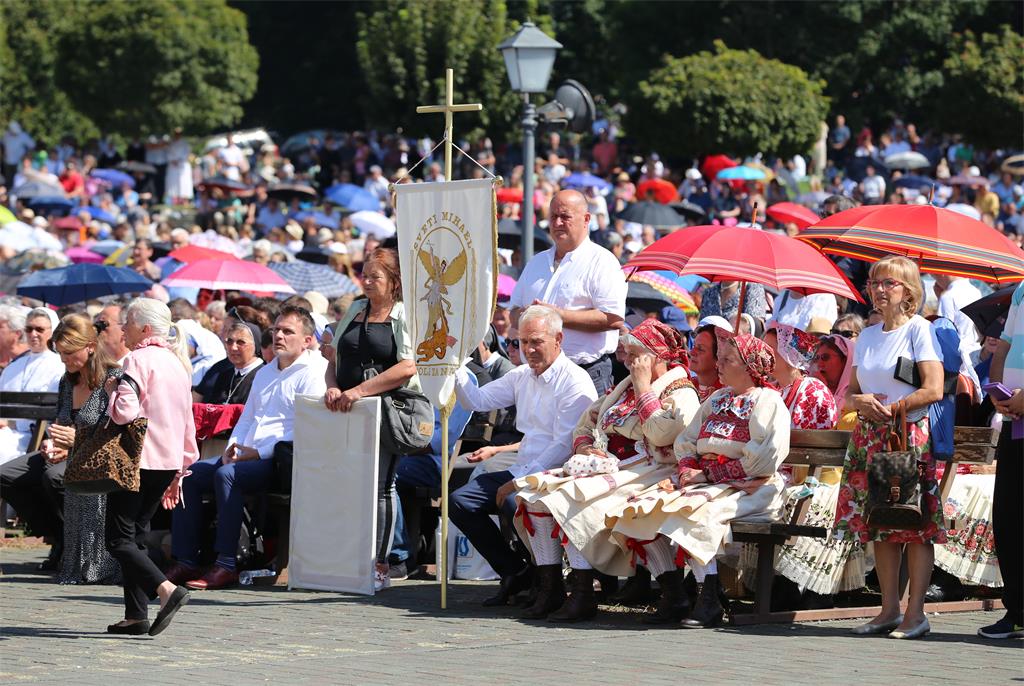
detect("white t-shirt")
[861,175,886,200]
[770,290,838,331]
[510,239,626,364]
[854,315,941,419]
[936,279,982,357]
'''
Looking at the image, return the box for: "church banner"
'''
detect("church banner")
[395,179,496,408]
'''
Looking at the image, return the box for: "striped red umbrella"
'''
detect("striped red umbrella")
[766,202,820,230]
[625,224,863,326]
[797,204,1024,283]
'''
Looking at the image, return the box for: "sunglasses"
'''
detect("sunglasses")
[93,319,109,333]
[508,339,521,350]
[830,329,857,339]
[228,306,248,325]
[25,325,50,334]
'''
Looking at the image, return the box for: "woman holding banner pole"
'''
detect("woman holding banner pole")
[324,247,416,591]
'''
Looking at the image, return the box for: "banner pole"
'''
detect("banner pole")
[439,396,454,608]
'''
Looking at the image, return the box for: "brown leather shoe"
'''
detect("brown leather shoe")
[164,562,202,586]
[185,565,238,590]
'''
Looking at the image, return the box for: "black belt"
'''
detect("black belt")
[577,352,612,370]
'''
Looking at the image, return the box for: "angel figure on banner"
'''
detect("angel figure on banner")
[416,244,467,362]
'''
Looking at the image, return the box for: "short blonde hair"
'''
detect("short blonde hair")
[869,255,924,315]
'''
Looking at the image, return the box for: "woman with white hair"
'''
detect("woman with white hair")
[103,298,198,637]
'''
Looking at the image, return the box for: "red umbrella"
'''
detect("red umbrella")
[496,187,524,204]
[700,155,737,181]
[53,216,83,231]
[798,204,1024,283]
[161,259,295,294]
[765,202,820,230]
[625,224,863,327]
[636,178,678,204]
[168,245,239,263]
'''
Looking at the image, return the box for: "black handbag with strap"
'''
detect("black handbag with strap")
[866,400,926,530]
[356,309,434,455]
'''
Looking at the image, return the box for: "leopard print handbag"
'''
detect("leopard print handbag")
[64,378,149,495]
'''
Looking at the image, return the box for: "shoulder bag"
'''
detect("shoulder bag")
[64,376,148,495]
[865,400,925,530]
[357,312,434,455]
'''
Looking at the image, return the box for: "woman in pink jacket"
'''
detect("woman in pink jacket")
[104,298,198,637]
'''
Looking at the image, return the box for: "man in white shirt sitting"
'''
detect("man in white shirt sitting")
[449,305,597,607]
[934,274,983,361]
[0,307,64,464]
[165,306,327,591]
[510,190,626,395]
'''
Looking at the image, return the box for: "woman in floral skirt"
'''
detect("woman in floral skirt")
[835,256,944,639]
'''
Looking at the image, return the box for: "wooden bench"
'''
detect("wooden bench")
[730,425,1001,625]
[0,391,60,454]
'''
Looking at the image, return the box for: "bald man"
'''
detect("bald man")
[509,190,626,394]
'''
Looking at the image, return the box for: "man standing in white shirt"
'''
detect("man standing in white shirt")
[509,190,626,395]
[934,275,982,360]
[165,306,327,590]
[217,134,246,181]
[449,306,597,606]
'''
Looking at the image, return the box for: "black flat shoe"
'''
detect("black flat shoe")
[482,566,534,607]
[148,586,190,636]
[107,621,151,635]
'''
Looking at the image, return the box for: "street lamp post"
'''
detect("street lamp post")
[498,22,562,265]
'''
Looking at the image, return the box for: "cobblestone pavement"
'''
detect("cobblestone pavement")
[1,547,1020,685]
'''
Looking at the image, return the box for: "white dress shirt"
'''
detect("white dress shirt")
[769,290,838,331]
[228,350,327,459]
[454,352,597,478]
[0,350,64,461]
[509,239,626,364]
[937,278,982,357]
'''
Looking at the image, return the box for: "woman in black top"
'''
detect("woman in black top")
[324,247,416,590]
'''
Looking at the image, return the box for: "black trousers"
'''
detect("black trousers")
[993,421,1023,623]
[0,452,65,540]
[105,469,176,620]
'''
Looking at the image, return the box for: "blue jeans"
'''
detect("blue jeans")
[172,457,276,565]
[448,470,526,577]
[391,454,443,563]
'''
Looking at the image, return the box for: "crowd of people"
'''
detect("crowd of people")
[0,111,1022,642]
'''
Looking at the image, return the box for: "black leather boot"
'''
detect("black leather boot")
[680,574,724,629]
[521,565,566,619]
[548,568,598,622]
[482,565,534,607]
[612,566,656,606]
[642,569,689,624]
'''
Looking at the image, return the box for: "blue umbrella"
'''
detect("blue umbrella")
[892,174,936,190]
[562,172,611,193]
[17,263,153,305]
[268,261,360,299]
[90,168,135,188]
[74,205,118,224]
[293,211,340,230]
[325,184,379,211]
[26,196,75,216]
[717,165,766,181]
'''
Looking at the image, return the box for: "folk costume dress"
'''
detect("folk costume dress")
[513,320,700,575]
[605,334,791,569]
[606,385,791,567]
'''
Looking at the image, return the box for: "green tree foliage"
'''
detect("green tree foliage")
[939,26,1024,150]
[354,0,526,140]
[628,41,829,159]
[0,0,258,144]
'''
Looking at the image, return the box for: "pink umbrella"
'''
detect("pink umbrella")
[161,259,295,294]
[66,246,105,264]
[497,273,516,300]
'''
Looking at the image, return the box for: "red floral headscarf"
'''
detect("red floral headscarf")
[629,319,690,370]
[716,328,776,388]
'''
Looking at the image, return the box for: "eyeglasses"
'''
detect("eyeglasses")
[866,278,903,291]
[813,353,836,362]
[830,329,858,339]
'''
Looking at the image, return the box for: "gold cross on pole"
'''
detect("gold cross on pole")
[416,68,482,182]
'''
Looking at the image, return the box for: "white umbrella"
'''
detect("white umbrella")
[944,203,982,220]
[350,211,396,239]
[884,151,931,170]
